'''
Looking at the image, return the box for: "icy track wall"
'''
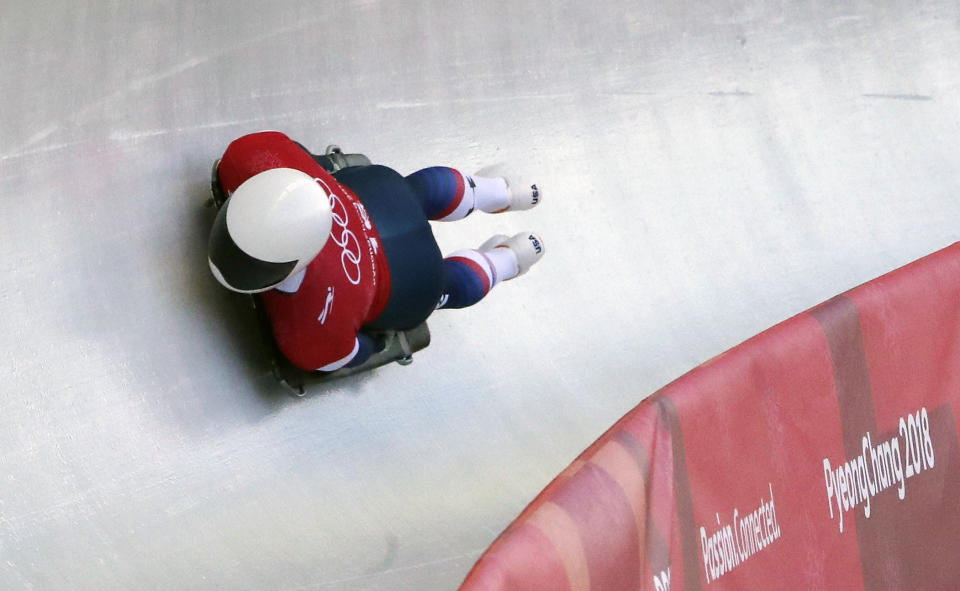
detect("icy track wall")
[460,243,960,590]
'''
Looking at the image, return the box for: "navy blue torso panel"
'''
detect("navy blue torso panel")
[334,165,443,330]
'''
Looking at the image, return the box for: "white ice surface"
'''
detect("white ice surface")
[2,1,959,589]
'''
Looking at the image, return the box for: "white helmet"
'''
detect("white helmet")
[208,167,333,293]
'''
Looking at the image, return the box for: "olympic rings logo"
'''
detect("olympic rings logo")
[315,177,362,285]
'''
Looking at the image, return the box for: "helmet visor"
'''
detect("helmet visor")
[208,202,298,293]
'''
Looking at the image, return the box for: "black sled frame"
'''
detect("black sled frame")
[210,145,430,395]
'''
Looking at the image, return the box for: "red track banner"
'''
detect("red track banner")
[460,243,960,591]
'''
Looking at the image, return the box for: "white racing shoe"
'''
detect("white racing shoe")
[480,232,545,276]
[503,179,542,212]
[472,165,543,213]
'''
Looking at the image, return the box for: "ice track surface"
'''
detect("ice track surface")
[2,1,959,589]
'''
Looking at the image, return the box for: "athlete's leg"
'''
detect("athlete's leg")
[437,232,545,310]
[437,250,510,309]
[405,167,540,221]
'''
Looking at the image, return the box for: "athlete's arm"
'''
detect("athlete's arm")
[343,332,387,369]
